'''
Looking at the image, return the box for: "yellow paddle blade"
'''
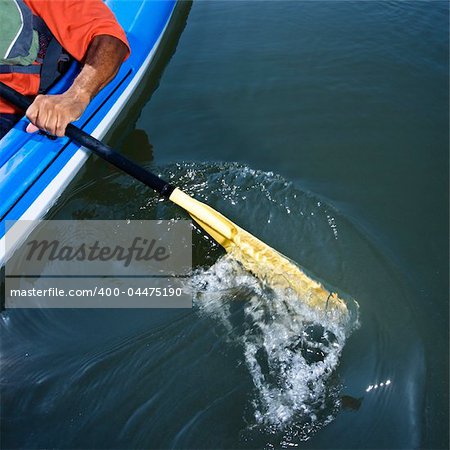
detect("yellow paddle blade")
[169,188,348,314]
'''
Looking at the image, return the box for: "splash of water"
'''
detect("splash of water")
[142,162,360,439]
[189,255,358,441]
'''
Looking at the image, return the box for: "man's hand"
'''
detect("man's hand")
[25,91,90,137]
[25,35,128,137]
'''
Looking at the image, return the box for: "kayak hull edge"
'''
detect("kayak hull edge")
[0,0,177,266]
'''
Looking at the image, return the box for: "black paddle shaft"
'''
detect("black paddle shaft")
[0,81,175,198]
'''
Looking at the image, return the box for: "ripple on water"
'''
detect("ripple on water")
[50,161,360,440]
[9,161,423,448]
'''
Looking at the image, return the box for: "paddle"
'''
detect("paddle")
[0,81,348,314]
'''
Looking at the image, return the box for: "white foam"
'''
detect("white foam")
[189,255,358,438]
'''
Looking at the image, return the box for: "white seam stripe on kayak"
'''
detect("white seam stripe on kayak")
[0,7,175,266]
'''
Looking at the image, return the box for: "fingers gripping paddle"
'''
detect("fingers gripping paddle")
[0,82,348,315]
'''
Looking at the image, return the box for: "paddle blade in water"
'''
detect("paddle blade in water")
[169,188,348,314]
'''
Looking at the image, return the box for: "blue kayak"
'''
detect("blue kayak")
[0,0,177,265]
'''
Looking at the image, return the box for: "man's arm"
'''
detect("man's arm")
[26,35,128,137]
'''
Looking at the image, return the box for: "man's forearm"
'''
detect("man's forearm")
[26,35,128,136]
[65,35,129,104]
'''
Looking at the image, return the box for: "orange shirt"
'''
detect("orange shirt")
[0,0,130,114]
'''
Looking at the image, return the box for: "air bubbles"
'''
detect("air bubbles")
[326,215,339,240]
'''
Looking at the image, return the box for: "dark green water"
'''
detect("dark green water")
[1,1,448,449]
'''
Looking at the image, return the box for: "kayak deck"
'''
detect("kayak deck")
[0,0,177,265]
